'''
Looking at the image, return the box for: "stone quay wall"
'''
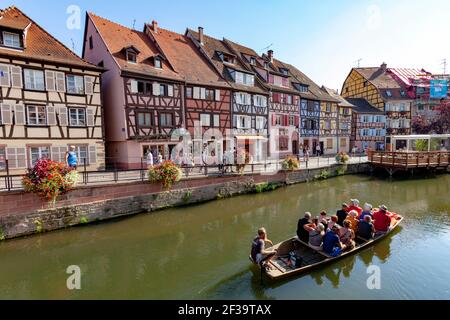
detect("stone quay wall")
[0,163,370,241]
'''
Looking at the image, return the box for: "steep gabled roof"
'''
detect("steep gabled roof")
[145,25,230,88]
[322,87,354,107]
[87,13,183,81]
[186,29,267,94]
[0,6,100,70]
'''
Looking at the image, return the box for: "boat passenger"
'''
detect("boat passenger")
[304,223,325,251]
[339,220,355,250]
[347,199,362,217]
[323,225,346,255]
[372,205,392,236]
[251,227,276,265]
[319,211,328,229]
[336,203,349,226]
[346,210,359,233]
[359,203,373,221]
[357,215,375,240]
[327,216,339,231]
[297,212,312,243]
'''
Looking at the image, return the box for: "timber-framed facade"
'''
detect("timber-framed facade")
[0,6,105,174]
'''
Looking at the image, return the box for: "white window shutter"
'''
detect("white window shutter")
[193,87,200,99]
[56,72,66,92]
[1,103,12,125]
[10,66,22,88]
[46,106,57,125]
[14,104,25,125]
[200,88,206,100]
[152,82,160,96]
[168,85,174,97]
[130,80,138,93]
[84,76,94,95]
[89,145,97,165]
[58,106,68,126]
[215,89,221,101]
[0,64,10,87]
[45,70,56,91]
[86,109,95,126]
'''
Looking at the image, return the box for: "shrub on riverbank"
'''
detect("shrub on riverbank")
[22,158,78,206]
[315,169,331,180]
[282,156,300,171]
[254,182,279,193]
[148,160,182,190]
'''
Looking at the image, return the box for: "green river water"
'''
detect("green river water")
[0,174,449,300]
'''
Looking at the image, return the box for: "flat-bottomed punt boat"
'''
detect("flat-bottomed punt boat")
[257,215,403,281]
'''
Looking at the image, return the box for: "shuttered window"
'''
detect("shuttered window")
[10,66,22,88]
[152,82,160,96]
[51,146,68,163]
[45,70,56,91]
[69,108,86,126]
[130,80,138,94]
[14,104,25,125]
[24,69,44,91]
[66,75,85,94]
[30,146,50,166]
[0,147,5,170]
[58,106,68,126]
[0,64,10,87]
[56,72,66,92]
[0,103,12,125]
[6,147,26,169]
[84,76,95,95]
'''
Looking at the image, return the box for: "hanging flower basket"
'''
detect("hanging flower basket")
[148,160,182,190]
[335,152,350,164]
[22,158,79,206]
[282,156,300,171]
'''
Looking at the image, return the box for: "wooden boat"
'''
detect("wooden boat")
[254,214,403,281]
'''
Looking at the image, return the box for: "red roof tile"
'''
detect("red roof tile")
[146,25,230,88]
[0,6,100,70]
[88,13,183,81]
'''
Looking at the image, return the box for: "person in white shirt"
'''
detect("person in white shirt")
[146,150,154,168]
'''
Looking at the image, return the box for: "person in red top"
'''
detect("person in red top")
[346,199,363,217]
[372,205,392,235]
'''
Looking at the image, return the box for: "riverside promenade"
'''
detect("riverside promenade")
[1,155,368,192]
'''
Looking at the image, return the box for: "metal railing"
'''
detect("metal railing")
[0,154,369,192]
[368,151,450,168]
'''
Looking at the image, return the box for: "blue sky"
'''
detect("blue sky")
[3,0,450,90]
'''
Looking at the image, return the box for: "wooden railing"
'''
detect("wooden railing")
[368,151,450,169]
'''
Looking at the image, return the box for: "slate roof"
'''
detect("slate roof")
[345,98,384,114]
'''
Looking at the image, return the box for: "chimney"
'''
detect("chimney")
[198,27,204,45]
[381,62,387,72]
[152,20,158,33]
[268,50,274,62]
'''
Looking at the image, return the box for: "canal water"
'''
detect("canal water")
[0,174,449,300]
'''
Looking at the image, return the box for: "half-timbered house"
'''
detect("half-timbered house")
[322,87,354,153]
[0,6,105,174]
[144,24,233,165]
[285,64,338,154]
[185,28,269,162]
[83,14,186,169]
[346,98,386,152]
[341,63,413,150]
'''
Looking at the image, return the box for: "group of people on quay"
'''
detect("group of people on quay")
[251,199,396,265]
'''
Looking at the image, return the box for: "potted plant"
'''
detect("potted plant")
[148,160,183,190]
[282,156,300,171]
[335,152,350,164]
[22,158,79,207]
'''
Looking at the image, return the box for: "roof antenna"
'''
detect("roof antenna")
[441,58,447,74]
[70,38,75,52]
[262,43,273,53]
[354,58,363,68]
[132,19,136,30]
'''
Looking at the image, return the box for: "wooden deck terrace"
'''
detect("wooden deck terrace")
[368,151,450,174]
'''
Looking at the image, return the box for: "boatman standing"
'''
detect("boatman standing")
[251,228,276,265]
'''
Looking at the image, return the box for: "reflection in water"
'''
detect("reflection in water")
[0,175,449,300]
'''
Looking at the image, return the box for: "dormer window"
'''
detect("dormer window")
[154,57,162,69]
[2,31,21,49]
[250,57,256,65]
[264,62,269,69]
[126,50,137,63]
[386,90,392,97]
[280,68,289,76]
